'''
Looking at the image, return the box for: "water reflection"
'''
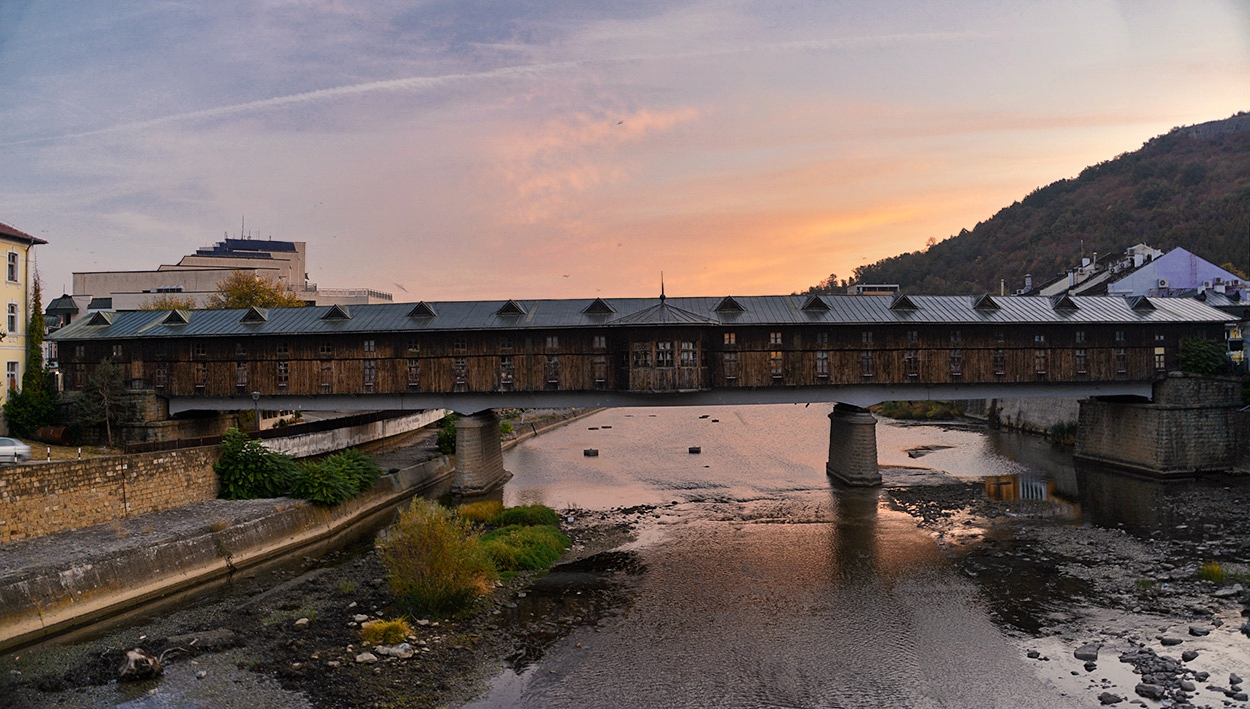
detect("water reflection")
[828,485,880,584]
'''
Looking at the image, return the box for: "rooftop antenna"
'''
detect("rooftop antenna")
[659,272,666,302]
[241,214,245,239]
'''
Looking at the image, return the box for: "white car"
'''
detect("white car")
[0,437,32,464]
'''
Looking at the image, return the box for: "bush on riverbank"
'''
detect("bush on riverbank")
[456,500,504,524]
[215,428,384,505]
[482,524,569,571]
[872,401,965,420]
[379,500,497,618]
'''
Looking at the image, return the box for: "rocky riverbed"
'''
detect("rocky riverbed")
[888,475,1250,708]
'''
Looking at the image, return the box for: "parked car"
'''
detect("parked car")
[0,437,31,464]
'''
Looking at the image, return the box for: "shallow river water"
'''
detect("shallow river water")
[465,404,1089,708]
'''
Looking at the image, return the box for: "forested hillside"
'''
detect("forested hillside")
[807,113,1250,295]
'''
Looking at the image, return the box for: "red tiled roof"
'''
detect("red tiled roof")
[0,221,48,245]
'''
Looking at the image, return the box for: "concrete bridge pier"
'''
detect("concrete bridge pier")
[451,410,513,495]
[826,403,881,486]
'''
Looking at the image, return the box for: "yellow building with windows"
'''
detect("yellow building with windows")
[0,221,48,431]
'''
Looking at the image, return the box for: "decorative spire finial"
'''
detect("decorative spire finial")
[660,272,666,302]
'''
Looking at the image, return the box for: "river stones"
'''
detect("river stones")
[1074,642,1101,661]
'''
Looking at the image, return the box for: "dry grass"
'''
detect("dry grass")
[360,618,412,645]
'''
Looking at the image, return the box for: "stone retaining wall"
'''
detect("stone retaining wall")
[0,448,220,543]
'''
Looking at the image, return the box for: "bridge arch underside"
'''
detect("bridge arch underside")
[167,380,1152,416]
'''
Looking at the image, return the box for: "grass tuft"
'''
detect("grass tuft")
[360,618,412,645]
[1197,561,1225,583]
[456,500,504,525]
[481,524,570,571]
[494,504,561,527]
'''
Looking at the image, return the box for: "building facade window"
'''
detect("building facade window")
[454,338,468,353]
[236,362,248,392]
[545,336,558,350]
[154,362,168,390]
[6,361,17,391]
[816,350,829,377]
[112,344,123,358]
[454,357,468,391]
[861,331,873,345]
[950,330,962,343]
[906,330,918,344]
[992,349,1006,375]
[1154,347,1166,372]
[1034,349,1048,375]
[235,342,246,358]
[995,330,1005,343]
[861,351,874,377]
[770,331,782,346]
[6,303,17,333]
[724,332,736,346]
[276,343,289,357]
[656,341,674,368]
[545,355,560,389]
[632,343,651,368]
[905,350,919,377]
[363,359,376,391]
[320,341,333,356]
[407,339,420,352]
[1116,347,1127,373]
[593,335,606,350]
[679,341,696,367]
[363,339,375,353]
[193,342,207,358]
[499,355,514,390]
[319,361,333,392]
[770,350,783,378]
[1075,330,1086,344]
[815,332,829,347]
[1075,349,1087,374]
[407,359,421,391]
[1115,330,1125,343]
[950,349,963,377]
[500,336,513,351]
[6,252,17,283]
[277,360,289,389]
[75,345,85,360]
[195,363,208,392]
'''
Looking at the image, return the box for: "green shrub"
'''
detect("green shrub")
[359,618,411,645]
[481,524,570,571]
[456,500,504,524]
[495,504,561,527]
[215,428,299,499]
[288,461,355,506]
[436,414,458,455]
[319,448,383,494]
[378,500,496,618]
[1180,338,1231,376]
[499,420,514,437]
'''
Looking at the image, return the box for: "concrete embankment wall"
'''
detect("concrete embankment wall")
[0,410,443,544]
[0,456,452,652]
[0,448,219,544]
[964,397,1080,434]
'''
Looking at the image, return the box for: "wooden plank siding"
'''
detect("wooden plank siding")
[59,320,1210,397]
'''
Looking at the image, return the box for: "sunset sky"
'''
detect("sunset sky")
[2,1,1248,302]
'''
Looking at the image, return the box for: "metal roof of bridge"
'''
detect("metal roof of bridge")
[48,294,1234,340]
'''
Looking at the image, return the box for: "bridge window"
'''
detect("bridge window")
[1116,348,1127,373]
[814,332,829,347]
[277,360,289,389]
[680,341,696,367]
[592,355,608,387]
[1154,333,1165,343]
[905,350,918,377]
[816,350,829,377]
[545,355,559,389]
[950,349,963,377]
[1076,349,1087,374]
[454,338,467,353]
[500,336,513,351]
[195,363,207,392]
[363,359,376,391]
[73,363,85,390]
[499,356,514,390]
[363,339,375,353]
[112,344,123,358]
[1075,330,1086,344]
[656,342,674,367]
[454,357,468,391]
[320,341,333,356]
[632,343,651,368]
[75,345,85,360]
[861,351,874,378]
[154,363,168,390]
[1034,349,1048,376]
[236,362,248,392]
[995,330,1005,343]
[276,343,289,357]
[407,359,420,391]
[1115,330,1125,343]
[861,331,873,345]
[950,330,962,343]
[235,342,246,358]
[191,342,205,359]
[407,339,420,352]
[545,336,558,351]
[1034,334,1046,344]
[906,330,918,344]
[993,349,1006,375]
[770,351,783,379]
[1154,347,1166,372]
[319,361,333,392]
[723,352,739,381]
[724,332,736,346]
[770,332,782,346]
[593,335,607,350]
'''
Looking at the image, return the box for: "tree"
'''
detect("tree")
[207,271,306,310]
[1179,338,1232,376]
[74,359,129,446]
[3,276,57,436]
[139,294,198,311]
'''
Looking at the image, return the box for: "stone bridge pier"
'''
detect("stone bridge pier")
[451,410,513,495]
[826,403,881,486]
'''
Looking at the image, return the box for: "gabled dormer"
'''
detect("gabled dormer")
[496,299,526,317]
[86,311,114,326]
[582,297,615,315]
[406,301,437,318]
[714,296,745,313]
[1049,294,1078,311]
[161,309,190,325]
[1127,296,1155,312]
[241,306,269,323]
[321,304,351,321]
[889,294,919,311]
[971,294,1000,311]
[801,295,830,312]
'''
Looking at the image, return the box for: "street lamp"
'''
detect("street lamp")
[251,391,260,432]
